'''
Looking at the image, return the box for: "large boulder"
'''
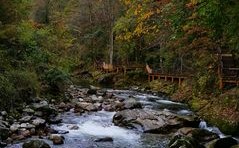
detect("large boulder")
[22,140,51,148]
[177,127,219,143]
[113,109,199,134]
[123,97,142,109]
[205,137,238,148]
[168,135,204,148]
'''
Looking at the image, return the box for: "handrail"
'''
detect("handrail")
[146,64,152,74]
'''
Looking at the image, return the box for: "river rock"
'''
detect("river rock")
[102,104,114,111]
[23,108,35,114]
[57,130,69,134]
[32,101,57,117]
[0,142,7,147]
[113,109,199,134]
[35,111,43,117]
[177,127,219,142]
[91,95,103,102]
[1,111,7,116]
[22,140,51,148]
[0,120,9,127]
[98,74,114,85]
[94,137,113,142]
[20,123,35,129]
[58,102,67,110]
[112,101,124,111]
[123,97,142,109]
[67,125,79,130]
[0,122,10,140]
[19,129,31,137]
[75,102,98,112]
[49,117,62,124]
[19,116,32,123]
[10,123,20,132]
[30,128,36,135]
[87,89,97,95]
[205,137,238,148]
[32,118,46,126]
[33,101,48,109]
[168,135,204,148]
[49,134,64,145]
[11,133,25,141]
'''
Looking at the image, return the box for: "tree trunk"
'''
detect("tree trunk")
[109,0,114,65]
[109,29,114,65]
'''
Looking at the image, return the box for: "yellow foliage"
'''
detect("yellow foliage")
[115,0,161,41]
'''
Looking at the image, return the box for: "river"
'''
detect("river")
[7,88,228,148]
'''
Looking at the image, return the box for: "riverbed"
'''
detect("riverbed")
[7,88,229,148]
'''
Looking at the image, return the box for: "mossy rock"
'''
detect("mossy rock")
[22,140,51,148]
[205,137,238,148]
[168,135,204,148]
[207,118,239,135]
[231,145,239,148]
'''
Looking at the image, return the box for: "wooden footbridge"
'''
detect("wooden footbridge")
[101,62,145,75]
[97,53,238,89]
[146,64,187,86]
[218,54,239,89]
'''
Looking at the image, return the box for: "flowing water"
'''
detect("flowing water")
[7,89,225,148]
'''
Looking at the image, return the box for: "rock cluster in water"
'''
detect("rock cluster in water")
[1,85,238,148]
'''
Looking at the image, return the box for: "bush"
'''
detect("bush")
[0,75,16,110]
[193,71,218,95]
[44,68,71,93]
[8,70,40,103]
[0,69,40,110]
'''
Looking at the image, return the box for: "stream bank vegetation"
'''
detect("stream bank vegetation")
[0,0,239,135]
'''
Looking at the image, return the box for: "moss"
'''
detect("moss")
[149,80,177,95]
[205,115,239,135]
[189,98,209,111]
[113,71,147,88]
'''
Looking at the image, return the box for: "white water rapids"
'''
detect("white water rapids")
[7,89,230,148]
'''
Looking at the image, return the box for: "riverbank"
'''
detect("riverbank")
[91,71,239,135]
[171,83,239,135]
[146,79,239,135]
[3,85,238,148]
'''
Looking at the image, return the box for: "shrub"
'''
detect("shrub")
[0,75,16,110]
[44,68,71,93]
[7,70,40,103]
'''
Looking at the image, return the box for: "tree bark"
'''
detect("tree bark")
[109,0,114,65]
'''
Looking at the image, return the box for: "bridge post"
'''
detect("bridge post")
[219,78,223,89]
